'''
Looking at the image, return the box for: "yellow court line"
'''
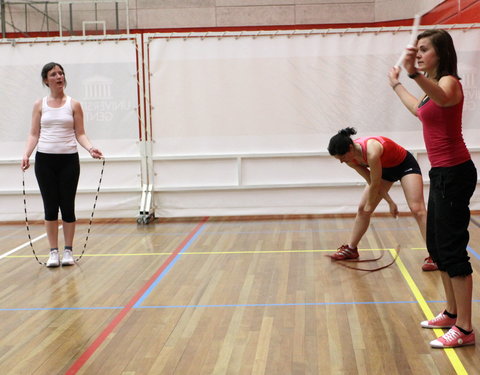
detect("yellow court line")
[186,248,390,255]
[6,248,395,258]
[390,248,468,375]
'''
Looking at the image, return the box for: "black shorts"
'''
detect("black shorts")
[381,151,422,182]
[426,159,477,277]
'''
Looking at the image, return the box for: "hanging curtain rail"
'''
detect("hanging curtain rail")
[0,33,136,45]
[144,23,480,41]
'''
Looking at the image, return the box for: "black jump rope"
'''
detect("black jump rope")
[326,245,401,272]
[22,158,105,266]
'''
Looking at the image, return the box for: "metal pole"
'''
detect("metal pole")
[115,1,119,32]
[24,4,27,32]
[1,0,6,38]
[125,0,129,34]
[69,3,73,34]
[45,2,49,34]
[58,2,62,37]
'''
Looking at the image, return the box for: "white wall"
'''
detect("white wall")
[3,0,444,33]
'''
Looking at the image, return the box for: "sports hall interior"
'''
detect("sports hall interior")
[1,0,480,374]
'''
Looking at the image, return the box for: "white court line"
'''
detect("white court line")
[0,233,47,260]
[0,225,62,260]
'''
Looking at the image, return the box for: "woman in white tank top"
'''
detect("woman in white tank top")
[21,62,104,268]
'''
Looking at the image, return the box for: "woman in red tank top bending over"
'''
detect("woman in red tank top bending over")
[328,127,435,272]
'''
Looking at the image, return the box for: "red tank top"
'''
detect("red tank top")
[417,81,470,167]
[354,136,407,168]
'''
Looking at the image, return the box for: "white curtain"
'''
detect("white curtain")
[143,28,480,217]
[147,28,480,157]
[0,37,141,220]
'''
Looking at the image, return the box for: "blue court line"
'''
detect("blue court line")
[2,300,479,312]
[468,245,480,261]
[132,225,206,309]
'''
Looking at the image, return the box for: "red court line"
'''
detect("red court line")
[65,216,209,375]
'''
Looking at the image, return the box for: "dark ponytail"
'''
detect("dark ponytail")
[328,127,357,156]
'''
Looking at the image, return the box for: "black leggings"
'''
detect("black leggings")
[34,152,80,222]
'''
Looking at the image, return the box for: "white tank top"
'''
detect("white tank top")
[37,96,77,154]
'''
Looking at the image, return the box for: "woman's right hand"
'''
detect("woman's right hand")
[403,45,418,75]
[388,201,399,218]
[21,156,30,171]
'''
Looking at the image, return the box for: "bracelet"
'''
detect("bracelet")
[88,147,94,153]
[408,71,420,79]
[392,82,401,90]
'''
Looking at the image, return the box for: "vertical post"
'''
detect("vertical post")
[115,1,119,32]
[58,2,63,38]
[125,0,129,34]
[0,0,5,39]
[24,4,28,33]
[69,3,73,35]
[45,2,49,35]
[138,34,155,223]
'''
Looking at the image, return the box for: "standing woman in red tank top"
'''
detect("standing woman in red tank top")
[389,30,477,348]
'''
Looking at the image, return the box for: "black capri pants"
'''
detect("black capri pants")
[427,159,477,277]
[34,152,80,222]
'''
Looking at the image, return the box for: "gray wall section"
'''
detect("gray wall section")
[3,0,442,34]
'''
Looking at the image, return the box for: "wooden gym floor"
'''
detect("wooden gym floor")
[0,214,479,374]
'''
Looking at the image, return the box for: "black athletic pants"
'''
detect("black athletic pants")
[34,152,80,222]
[427,159,477,277]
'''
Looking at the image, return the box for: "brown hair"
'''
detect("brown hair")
[417,29,460,81]
[41,62,67,87]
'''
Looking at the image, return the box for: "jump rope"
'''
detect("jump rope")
[22,158,105,266]
[329,12,424,272]
[327,244,402,272]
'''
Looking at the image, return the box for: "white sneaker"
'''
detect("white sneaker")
[61,249,75,266]
[46,249,60,267]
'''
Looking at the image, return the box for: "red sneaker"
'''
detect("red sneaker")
[331,244,359,260]
[430,326,475,348]
[421,311,456,329]
[422,257,438,271]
